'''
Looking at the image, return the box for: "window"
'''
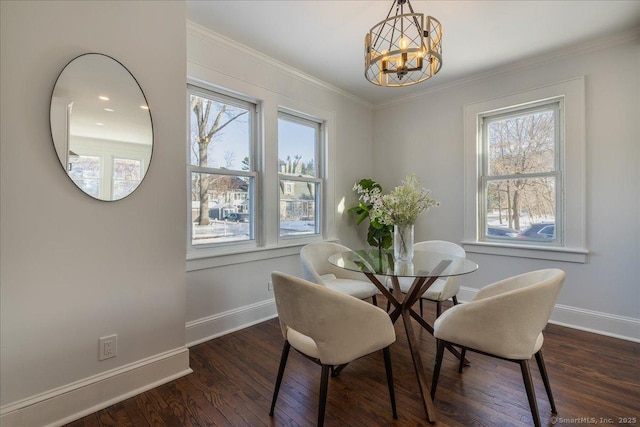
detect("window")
[69,154,101,198]
[185,81,335,267]
[188,85,256,247]
[480,101,561,245]
[463,77,587,263]
[278,112,323,238]
[112,157,142,200]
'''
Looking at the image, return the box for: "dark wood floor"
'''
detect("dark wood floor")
[67,299,640,426]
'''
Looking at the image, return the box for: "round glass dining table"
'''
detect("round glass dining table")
[328,248,478,278]
[328,248,478,422]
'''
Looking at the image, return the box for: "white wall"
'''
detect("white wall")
[0,1,189,425]
[371,32,640,340]
[185,23,374,345]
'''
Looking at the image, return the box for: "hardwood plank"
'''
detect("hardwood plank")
[64,297,640,426]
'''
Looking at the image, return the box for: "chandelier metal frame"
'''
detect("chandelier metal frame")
[365,0,443,87]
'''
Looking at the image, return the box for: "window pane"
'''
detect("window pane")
[189,94,250,170]
[487,109,555,176]
[113,158,142,200]
[69,155,101,198]
[279,180,317,237]
[191,172,253,245]
[485,177,556,241]
[278,115,317,177]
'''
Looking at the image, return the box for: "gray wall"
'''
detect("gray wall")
[0,0,188,423]
[185,23,374,344]
[371,34,640,339]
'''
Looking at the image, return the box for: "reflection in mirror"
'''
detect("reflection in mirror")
[50,53,153,201]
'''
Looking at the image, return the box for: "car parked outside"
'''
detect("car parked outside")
[487,226,519,238]
[224,212,249,222]
[518,223,555,240]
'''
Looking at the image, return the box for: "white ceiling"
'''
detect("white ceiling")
[54,54,152,145]
[186,1,640,104]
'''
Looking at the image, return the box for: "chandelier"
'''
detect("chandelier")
[365,0,442,87]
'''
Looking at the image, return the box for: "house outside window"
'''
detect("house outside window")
[278,112,323,238]
[283,181,295,195]
[188,85,256,247]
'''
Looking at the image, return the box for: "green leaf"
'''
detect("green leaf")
[356,211,369,225]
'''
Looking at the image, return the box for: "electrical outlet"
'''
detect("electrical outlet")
[267,281,273,291]
[99,334,117,361]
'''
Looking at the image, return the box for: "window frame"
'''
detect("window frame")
[462,77,588,263]
[185,79,336,270]
[186,84,259,253]
[112,156,144,200]
[478,100,563,247]
[277,110,324,240]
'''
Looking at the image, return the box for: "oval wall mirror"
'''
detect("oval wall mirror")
[50,53,153,201]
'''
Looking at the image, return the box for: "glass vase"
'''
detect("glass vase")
[394,224,414,262]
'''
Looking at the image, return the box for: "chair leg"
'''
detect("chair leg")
[270,341,291,416]
[382,346,398,419]
[452,295,459,305]
[431,339,445,399]
[458,348,466,373]
[330,363,348,377]
[436,301,442,318]
[535,350,557,414]
[519,359,542,427]
[318,365,331,427]
[372,294,378,306]
[386,300,390,313]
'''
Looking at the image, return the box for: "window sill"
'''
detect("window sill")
[461,241,588,263]
[187,237,336,272]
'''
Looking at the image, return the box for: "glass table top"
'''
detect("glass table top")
[328,249,478,278]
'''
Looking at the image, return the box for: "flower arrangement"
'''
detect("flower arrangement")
[348,178,393,250]
[370,174,439,226]
[350,174,439,260]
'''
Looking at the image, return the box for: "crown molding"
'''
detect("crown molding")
[187,20,637,111]
[374,26,640,109]
[187,21,373,109]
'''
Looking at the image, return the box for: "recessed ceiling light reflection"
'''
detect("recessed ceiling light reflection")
[99,96,109,101]
[140,105,149,110]
[96,122,105,126]
[104,108,114,112]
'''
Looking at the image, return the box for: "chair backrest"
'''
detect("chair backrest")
[414,240,465,300]
[271,271,395,365]
[300,242,369,285]
[435,268,565,359]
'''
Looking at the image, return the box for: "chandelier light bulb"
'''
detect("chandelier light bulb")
[399,36,410,50]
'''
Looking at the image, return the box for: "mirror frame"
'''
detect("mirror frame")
[50,52,154,202]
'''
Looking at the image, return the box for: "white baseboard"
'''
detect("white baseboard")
[185,298,278,347]
[0,347,192,427]
[548,303,640,342]
[458,286,640,343]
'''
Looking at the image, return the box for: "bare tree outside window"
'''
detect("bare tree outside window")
[190,95,247,226]
[482,103,560,242]
[188,86,255,246]
[278,112,322,237]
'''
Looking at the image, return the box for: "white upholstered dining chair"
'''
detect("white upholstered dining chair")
[269,271,398,427]
[300,242,380,305]
[431,268,565,427]
[386,240,466,318]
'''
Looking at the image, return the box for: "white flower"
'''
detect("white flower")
[370,174,439,226]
